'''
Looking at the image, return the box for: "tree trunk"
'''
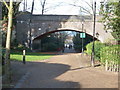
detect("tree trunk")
[41,0,46,15]
[4,0,13,87]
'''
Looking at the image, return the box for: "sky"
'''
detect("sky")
[19,0,104,15]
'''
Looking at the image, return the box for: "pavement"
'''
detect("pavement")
[63,48,76,53]
[12,48,118,88]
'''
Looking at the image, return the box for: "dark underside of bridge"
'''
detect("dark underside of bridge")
[33,30,98,40]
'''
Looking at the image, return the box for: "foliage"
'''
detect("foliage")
[10,52,54,61]
[2,2,21,32]
[42,42,58,51]
[1,2,22,48]
[73,33,82,52]
[12,44,31,52]
[41,32,67,52]
[85,41,106,60]
[74,45,82,52]
[2,2,21,20]
[73,32,93,52]
[100,45,120,65]
[100,1,120,42]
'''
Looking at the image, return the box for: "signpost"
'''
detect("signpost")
[80,33,86,53]
[80,33,86,38]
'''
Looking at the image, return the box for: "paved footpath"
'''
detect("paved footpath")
[18,50,118,88]
[63,48,76,53]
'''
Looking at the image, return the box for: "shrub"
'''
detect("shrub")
[12,44,31,52]
[100,45,120,65]
[74,45,82,52]
[42,43,58,51]
[85,41,106,60]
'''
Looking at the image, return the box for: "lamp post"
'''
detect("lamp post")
[81,21,84,53]
[28,0,34,51]
[91,1,96,67]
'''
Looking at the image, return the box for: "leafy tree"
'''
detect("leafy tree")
[100,1,120,44]
[41,31,69,52]
[73,33,82,52]
[73,32,93,52]
[41,34,58,51]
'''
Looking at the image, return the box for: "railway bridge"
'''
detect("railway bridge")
[16,13,114,49]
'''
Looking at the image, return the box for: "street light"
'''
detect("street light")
[28,0,34,51]
[91,1,96,67]
[81,20,84,53]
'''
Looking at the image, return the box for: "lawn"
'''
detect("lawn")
[10,52,55,61]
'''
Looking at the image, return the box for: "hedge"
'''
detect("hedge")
[85,41,106,60]
[100,45,120,65]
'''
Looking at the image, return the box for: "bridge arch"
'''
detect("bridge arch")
[33,28,99,41]
[32,28,99,51]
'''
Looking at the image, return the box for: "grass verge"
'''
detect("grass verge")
[10,52,55,61]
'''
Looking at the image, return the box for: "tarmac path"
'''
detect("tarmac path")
[12,48,118,88]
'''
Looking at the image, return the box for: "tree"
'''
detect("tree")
[73,33,82,52]
[2,2,21,20]
[2,0,22,87]
[100,1,120,44]
[40,0,46,15]
[39,0,63,15]
[73,32,93,52]
[65,0,100,15]
[2,2,21,47]
[40,31,70,52]
[2,0,13,86]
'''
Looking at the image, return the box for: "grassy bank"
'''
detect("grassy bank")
[10,52,55,61]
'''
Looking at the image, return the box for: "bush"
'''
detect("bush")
[42,43,58,51]
[74,45,82,52]
[100,45,120,65]
[85,41,106,60]
[12,44,31,52]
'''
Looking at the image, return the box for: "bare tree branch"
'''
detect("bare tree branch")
[40,0,46,15]
[67,3,92,15]
[39,0,65,15]
[2,0,9,10]
[83,0,93,10]
[44,2,64,13]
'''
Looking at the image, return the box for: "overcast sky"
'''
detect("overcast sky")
[19,0,104,15]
